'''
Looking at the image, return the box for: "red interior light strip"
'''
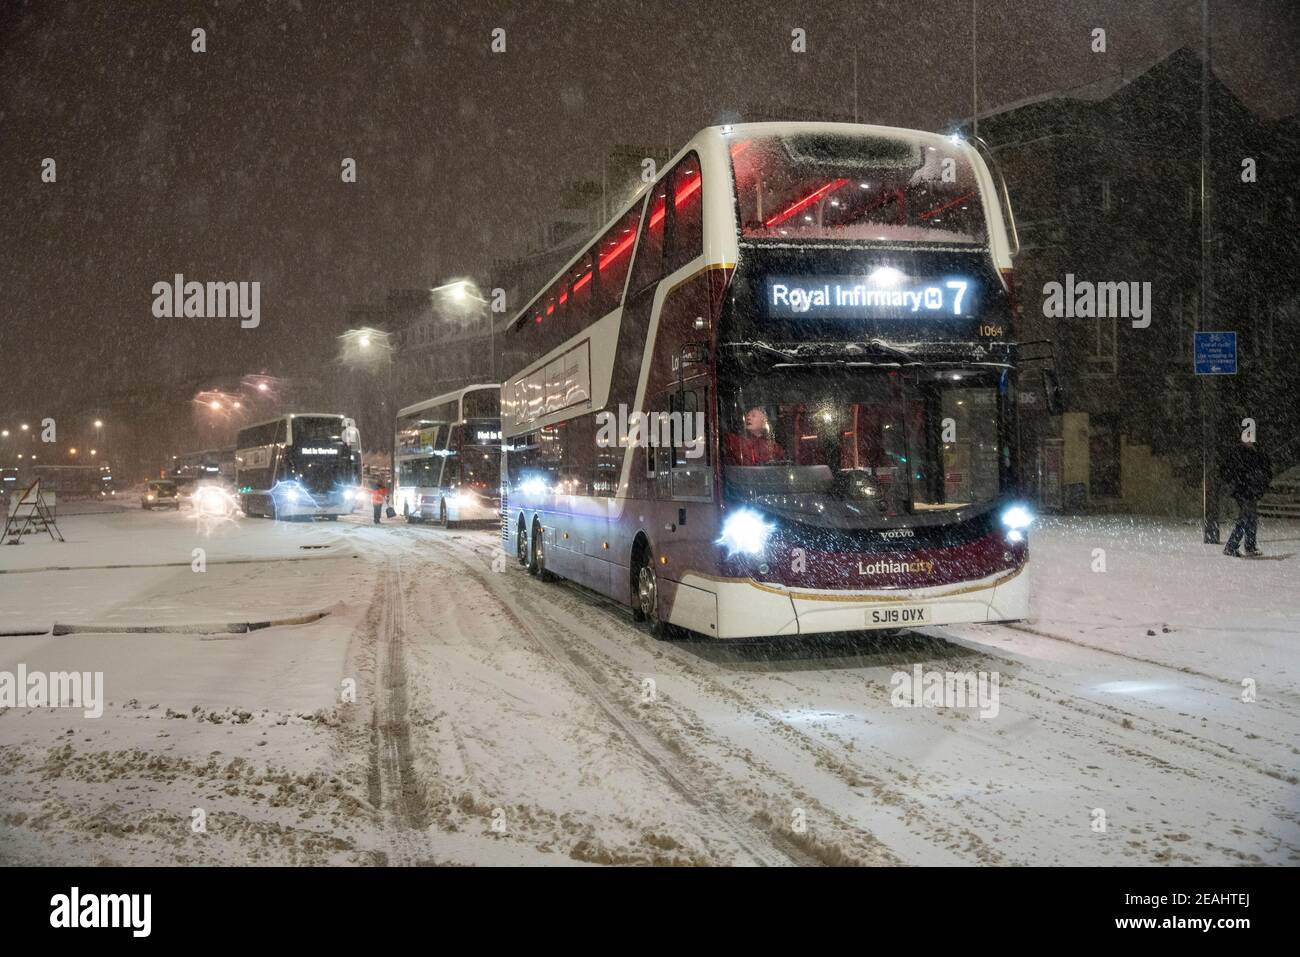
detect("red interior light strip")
[599,233,636,269]
[763,178,849,228]
[674,173,701,206]
[597,176,700,271]
[919,190,977,221]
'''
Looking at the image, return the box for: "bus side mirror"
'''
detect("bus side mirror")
[1042,369,1064,416]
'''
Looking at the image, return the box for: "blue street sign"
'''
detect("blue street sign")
[1194,331,1237,375]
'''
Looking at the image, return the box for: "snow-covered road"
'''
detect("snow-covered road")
[1,507,1296,865]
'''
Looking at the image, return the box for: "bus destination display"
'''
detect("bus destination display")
[766,273,978,320]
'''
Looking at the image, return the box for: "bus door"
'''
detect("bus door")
[655,374,717,632]
[651,375,713,544]
[437,423,458,489]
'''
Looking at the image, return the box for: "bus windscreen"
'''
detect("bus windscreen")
[731,132,988,245]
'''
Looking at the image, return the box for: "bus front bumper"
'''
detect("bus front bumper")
[275,494,354,518]
[673,567,1028,639]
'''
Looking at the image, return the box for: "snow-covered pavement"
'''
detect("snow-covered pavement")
[0,508,1296,865]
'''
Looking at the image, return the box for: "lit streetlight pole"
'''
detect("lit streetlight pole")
[337,326,395,488]
[430,278,494,383]
[93,419,106,471]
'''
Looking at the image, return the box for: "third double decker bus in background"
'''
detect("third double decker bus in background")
[235,413,363,520]
[394,384,502,527]
[500,122,1055,640]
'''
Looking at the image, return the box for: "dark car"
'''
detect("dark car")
[142,479,181,510]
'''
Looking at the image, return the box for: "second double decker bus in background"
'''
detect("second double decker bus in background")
[500,122,1052,640]
[394,384,502,527]
[235,413,363,520]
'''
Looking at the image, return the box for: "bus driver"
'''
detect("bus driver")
[725,406,786,465]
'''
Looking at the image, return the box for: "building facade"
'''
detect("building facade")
[969,48,1300,514]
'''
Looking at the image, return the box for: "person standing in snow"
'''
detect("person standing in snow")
[371,482,387,525]
[1220,439,1272,557]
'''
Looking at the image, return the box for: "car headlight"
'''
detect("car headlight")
[717,509,774,557]
[147,494,155,501]
[456,490,478,508]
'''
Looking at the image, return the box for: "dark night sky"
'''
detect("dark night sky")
[1,0,1297,432]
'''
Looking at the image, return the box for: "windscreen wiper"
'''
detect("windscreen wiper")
[721,340,922,367]
[846,339,917,362]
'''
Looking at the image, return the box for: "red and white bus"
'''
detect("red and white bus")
[500,122,1036,639]
[394,384,502,527]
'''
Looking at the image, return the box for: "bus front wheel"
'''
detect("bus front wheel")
[530,519,554,581]
[632,547,676,640]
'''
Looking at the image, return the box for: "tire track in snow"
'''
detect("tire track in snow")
[363,556,430,864]
[401,528,911,865]
[353,526,805,863]
[445,555,821,866]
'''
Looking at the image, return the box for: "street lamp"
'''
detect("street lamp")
[430,278,495,382]
[338,326,395,486]
[92,419,106,468]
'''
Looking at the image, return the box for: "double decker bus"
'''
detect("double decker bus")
[394,384,501,527]
[500,122,1040,640]
[174,448,235,484]
[235,414,362,520]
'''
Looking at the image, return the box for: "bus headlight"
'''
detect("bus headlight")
[194,485,234,517]
[717,509,774,557]
[456,491,478,509]
[1001,504,1033,542]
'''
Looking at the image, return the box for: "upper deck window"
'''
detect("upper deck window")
[290,416,345,445]
[731,133,988,245]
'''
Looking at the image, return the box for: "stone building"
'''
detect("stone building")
[967,47,1300,514]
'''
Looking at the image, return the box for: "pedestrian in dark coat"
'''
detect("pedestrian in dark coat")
[1220,440,1272,557]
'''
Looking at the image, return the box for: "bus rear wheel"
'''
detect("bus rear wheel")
[530,519,554,581]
